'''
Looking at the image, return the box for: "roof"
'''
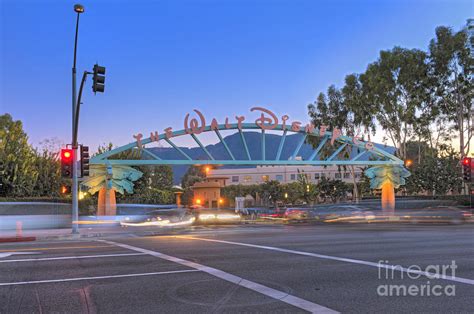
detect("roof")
[191,181,223,189]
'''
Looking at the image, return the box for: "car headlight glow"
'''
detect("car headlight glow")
[199,214,216,220]
[216,214,241,220]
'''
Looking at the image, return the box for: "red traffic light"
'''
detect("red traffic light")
[61,149,73,160]
[462,157,472,183]
[60,149,74,178]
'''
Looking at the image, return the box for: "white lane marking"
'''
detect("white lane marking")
[176,236,474,286]
[99,239,339,314]
[0,252,40,258]
[0,269,199,286]
[0,252,146,263]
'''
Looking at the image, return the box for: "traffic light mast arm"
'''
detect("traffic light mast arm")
[73,70,91,148]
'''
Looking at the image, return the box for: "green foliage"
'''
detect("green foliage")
[405,147,462,196]
[0,114,65,198]
[361,47,430,160]
[357,172,373,198]
[221,177,353,206]
[31,143,65,197]
[309,24,473,162]
[134,165,173,193]
[221,184,259,200]
[126,188,175,204]
[181,165,206,188]
[0,114,38,196]
[317,177,349,203]
[307,23,472,197]
[295,170,319,204]
[429,26,473,156]
[307,84,365,201]
[259,180,283,206]
[152,166,173,189]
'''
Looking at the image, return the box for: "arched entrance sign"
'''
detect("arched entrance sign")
[90,107,408,216]
[91,107,403,166]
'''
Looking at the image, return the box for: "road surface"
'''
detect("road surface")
[0,223,473,313]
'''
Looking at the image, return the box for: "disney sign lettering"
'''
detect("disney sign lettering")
[133,107,374,151]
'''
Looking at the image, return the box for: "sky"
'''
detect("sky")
[1,0,472,153]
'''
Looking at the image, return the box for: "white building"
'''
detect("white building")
[207,165,364,186]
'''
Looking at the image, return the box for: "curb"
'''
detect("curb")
[0,223,284,242]
[27,229,190,242]
[0,236,37,243]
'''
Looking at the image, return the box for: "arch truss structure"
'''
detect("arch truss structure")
[91,123,403,167]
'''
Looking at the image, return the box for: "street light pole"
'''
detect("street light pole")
[71,4,84,234]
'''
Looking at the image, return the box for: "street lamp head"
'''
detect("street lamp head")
[74,4,85,13]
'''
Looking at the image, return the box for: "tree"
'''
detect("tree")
[128,187,175,204]
[295,170,318,204]
[342,74,377,136]
[308,82,369,202]
[308,86,349,132]
[405,140,437,165]
[429,26,473,158]
[181,166,206,189]
[259,180,283,206]
[0,114,38,197]
[151,166,173,190]
[32,145,61,197]
[134,165,173,195]
[282,182,304,204]
[405,146,462,196]
[360,47,430,160]
[317,178,348,203]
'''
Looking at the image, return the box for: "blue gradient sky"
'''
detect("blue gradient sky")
[1,0,472,152]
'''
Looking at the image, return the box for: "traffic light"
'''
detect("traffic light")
[92,64,106,93]
[61,149,74,178]
[462,157,472,182]
[80,145,90,177]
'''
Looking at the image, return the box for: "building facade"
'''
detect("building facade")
[207,165,363,186]
[191,176,228,208]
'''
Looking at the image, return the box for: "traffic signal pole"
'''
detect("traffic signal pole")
[69,5,106,234]
[71,5,83,234]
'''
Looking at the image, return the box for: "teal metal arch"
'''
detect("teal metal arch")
[91,123,403,166]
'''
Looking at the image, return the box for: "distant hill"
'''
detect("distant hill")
[147,132,395,184]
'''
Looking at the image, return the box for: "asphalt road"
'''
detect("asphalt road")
[0,223,473,313]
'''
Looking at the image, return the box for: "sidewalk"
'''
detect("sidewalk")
[0,225,190,242]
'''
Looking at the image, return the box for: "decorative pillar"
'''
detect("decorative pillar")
[97,187,116,216]
[105,188,117,216]
[97,187,106,216]
[82,164,143,217]
[364,165,410,217]
[174,191,183,207]
[381,181,395,216]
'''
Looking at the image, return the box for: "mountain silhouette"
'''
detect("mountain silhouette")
[146,132,395,184]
